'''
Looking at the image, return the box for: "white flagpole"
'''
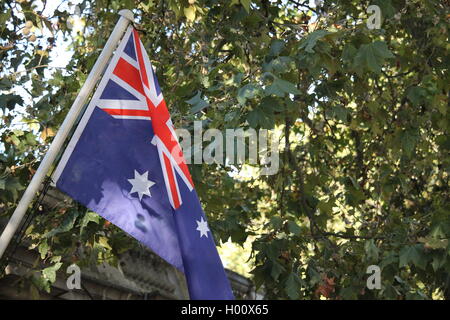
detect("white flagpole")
[0,9,135,260]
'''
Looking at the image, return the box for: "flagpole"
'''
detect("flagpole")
[0,9,135,260]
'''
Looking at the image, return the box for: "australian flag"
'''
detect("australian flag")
[52,26,234,300]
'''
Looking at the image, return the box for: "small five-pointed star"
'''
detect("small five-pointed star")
[128,170,155,201]
[196,217,210,238]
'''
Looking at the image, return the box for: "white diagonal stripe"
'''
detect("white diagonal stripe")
[109,74,147,102]
[121,51,139,69]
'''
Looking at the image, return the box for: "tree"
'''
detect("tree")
[0,0,449,299]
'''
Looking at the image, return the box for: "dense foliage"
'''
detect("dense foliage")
[0,0,449,299]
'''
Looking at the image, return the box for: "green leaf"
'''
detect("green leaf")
[5,176,25,201]
[418,236,448,250]
[269,40,285,56]
[184,6,196,21]
[406,86,428,106]
[373,0,396,19]
[299,30,332,53]
[265,56,294,74]
[247,109,274,129]
[186,91,209,113]
[353,41,394,74]
[80,211,100,235]
[431,254,446,272]
[342,44,357,63]
[269,216,283,229]
[285,272,301,299]
[317,200,334,215]
[31,273,51,293]
[42,262,62,283]
[0,94,23,112]
[0,77,13,90]
[430,222,447,239]
[240,0,251,13]
[44,210,79,238]
[399,244,427,269]
[260,96,284,113]
[265,77,300,97]
[287,221,301,236]
[400,128,419,156]
[332,105,349,123]
[237,84,260,105]
[38,240,49,259]
[0,9,11,27]
[270,261,285,281]
[365,239,379,262]
[380,252,398,269]
[98,236,112,250]
[25,132,37,146]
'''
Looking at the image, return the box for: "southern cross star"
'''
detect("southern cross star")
[128,170,155,201]
[196,217,210,238]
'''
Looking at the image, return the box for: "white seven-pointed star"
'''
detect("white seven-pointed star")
[128,170,155,201]
[196,217,210,238]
